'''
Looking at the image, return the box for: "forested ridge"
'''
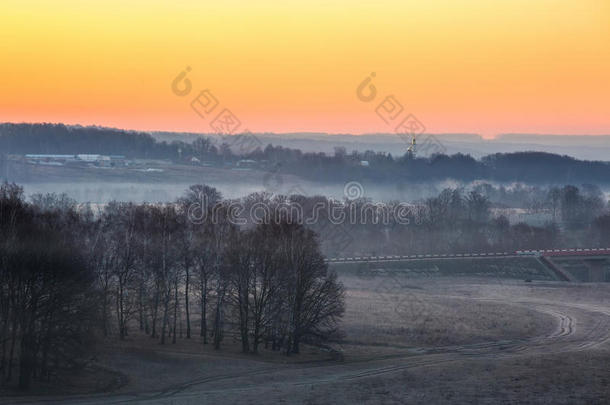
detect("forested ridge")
[1,123,609,184]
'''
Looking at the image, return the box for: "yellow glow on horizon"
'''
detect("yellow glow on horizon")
[1,0,609,137]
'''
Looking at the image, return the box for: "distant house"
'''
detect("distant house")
[77,154,102,162]
[25,154,75,160]
[236,159,257,169]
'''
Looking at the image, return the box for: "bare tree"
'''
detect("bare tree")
[226,229,252,353]
[103,202,139,340]
[249,224,281,353]
[148,205,180,345]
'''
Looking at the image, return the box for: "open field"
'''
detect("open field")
[5,160,277,200]
[331,257,559,281]
[340,277,555,353]
[5,269,610,405]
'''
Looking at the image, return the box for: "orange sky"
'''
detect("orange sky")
[1,0,609,137]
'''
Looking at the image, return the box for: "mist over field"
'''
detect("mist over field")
[16,180,610,212]
[16,180,480,204]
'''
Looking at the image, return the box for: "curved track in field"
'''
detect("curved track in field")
[11,294,610,405]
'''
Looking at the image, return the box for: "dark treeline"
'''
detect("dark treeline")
[2,123,610,184]
[225,185,608,257]
[0,183,344,390]
[470,182,608,212]
[0,123,168,158]
[307,184,609,257]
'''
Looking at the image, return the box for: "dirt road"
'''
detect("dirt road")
[9,286,610,405]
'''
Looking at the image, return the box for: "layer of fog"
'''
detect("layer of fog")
[20,181,610,205]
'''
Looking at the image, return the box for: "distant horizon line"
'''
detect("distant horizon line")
[1,121,610,140]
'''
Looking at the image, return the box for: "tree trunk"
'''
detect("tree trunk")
[101,286,108,337]
[117,276,126,340]
[18,334,34,390]
[252,322,260,354]
[160,288,170,345]
[200,276,208,344]
[238,287,249,353]
[6,302,18,382]
[185,267,191,339]
[138,280,144,332]
[172,277,178,344]
[0,287,12,378]
[151,284,160,338]
[213,290,224,350]
[292,335,300,354]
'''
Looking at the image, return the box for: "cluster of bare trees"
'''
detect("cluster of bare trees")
[0,184,97,389]
[223,221,344,354]
[0,183,345,389]
[88,186,344,355]
[90,186,344,355]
